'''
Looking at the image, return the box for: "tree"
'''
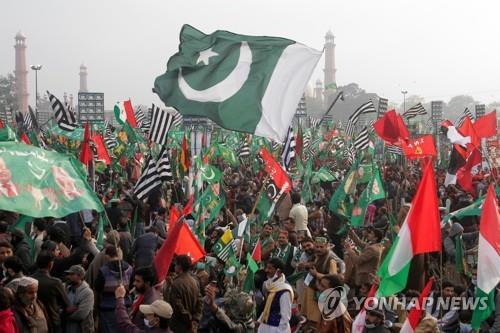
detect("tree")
[0,73,18,111]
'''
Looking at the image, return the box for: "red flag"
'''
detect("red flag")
[123,100,137,128]
[474,111,497,138]
[401,135,437,160]
[0,118,4,129]
[91,134,111,165]
[20,133,31,145]
[168,205,181,231]
[252,239,262,263]
[373,109,410,144]
[259,148,291,192]
[408,161,442,254]
[79,122,93,165]
[480,185,500,254]
[402,278,434,332]
[182,194,194,216]
[457,149,482,193]
[324,125,339,141]
[153,221,205,282]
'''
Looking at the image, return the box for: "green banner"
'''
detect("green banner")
[0,142,104,217]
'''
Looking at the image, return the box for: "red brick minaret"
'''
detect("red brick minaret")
[14,31,29,114]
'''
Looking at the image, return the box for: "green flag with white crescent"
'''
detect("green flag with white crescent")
[350,167,385,227]
[154,24,322,142]
[0,142,104,218]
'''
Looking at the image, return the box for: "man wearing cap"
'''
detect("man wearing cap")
[64,265,94,333]
[115,284,173,332]
[11,276,49,333]
[364,309,390,333]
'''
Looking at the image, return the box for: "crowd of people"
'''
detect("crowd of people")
[0,153,498,333]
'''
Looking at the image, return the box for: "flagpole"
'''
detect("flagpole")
[318,91,344,126]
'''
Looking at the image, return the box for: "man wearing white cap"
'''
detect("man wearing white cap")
[115,284,173,332]
[11,276,49,333]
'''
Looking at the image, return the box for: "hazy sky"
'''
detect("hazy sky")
[2,0,500,110]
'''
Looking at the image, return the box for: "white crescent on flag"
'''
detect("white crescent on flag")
[178,42,252,102]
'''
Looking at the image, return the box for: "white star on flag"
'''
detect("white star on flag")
[196,48,218,65]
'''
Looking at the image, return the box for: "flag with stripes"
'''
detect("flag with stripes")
[345,100,376,137]
[455,107,475,128]
[103,121,118,150]
[48,91,77,131]
[386,144,403,155]
[343,145,356,166]
[212,229,237,262]
[157,146,173,182]
[310,117,321,129]
[171,109,183,128]
[149,104,174,145]
[354,127,370,151]
[303,131,311,149]
[238,141,251,158]
[281,126,296,171]
[135,105,146,126]
[271,140,281,152]
[134,154,162,200]
[403,103,427,119]
[23,108,34,130]
[332,136,345,149]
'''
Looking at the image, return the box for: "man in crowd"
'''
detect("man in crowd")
[270,230,298,277]
[166,254,202,333]
[130,266,162,328]
[289,192,309,237]
[258,258,293,332]
[31,251,70,333]
[64,265,94,333]
[11,276,49,332]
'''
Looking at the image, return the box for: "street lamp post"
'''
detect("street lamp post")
[30,65,42,122]
[401,90,408,114]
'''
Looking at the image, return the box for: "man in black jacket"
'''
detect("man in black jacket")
[31,251,71,333]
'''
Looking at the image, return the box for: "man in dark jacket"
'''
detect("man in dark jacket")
[130,266,162,329]
[64,265,94,333]
[166,255,202,333]
[31,251,70,333]
[10,229,32,272]
[132,227,162,268]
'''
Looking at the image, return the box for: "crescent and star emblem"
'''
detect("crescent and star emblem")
[178,42,253,102]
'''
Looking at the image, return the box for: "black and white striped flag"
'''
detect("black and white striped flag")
[281,126,296,171]
[310,117,321,129]
[272,140,281,152]
[134,154,162,200]
[303,132,311,149]
[135,105,146,126]
[455,107,474,128]
[157,146,173,182]
[23,108,34,130]
[103,122,118,150]
[48,91,77,131]
[149,104,174,145]
[403,103,427,119]
[171,109,183,128]
[386,144,403,155]
[332,136,345,149]
[343,145,356,166]
[238,141,251,158]
[354,127,370,151]
[345,100,376,137]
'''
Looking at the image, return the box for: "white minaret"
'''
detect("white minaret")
[14,31,29,114]
[323,30,337,107]
[79,63,88,92]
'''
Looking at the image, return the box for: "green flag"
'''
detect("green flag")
[329,163,358,219]
[455,235,466,274]
[213,229,236,262]
[243,253,259,292]
[0,142,104,217]
[153,24,322,142]
[0,125,17,142]
[215,144,239,167]
[311,167,335,184]
[200,164,222,184]
[376,235,411,297]
[96,214,107,250]
[350,167,386,227]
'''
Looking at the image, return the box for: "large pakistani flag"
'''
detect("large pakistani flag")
[0,142,104,218]
[154,25,322,141]
[377,161,441,296]
[471,184,500,329]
